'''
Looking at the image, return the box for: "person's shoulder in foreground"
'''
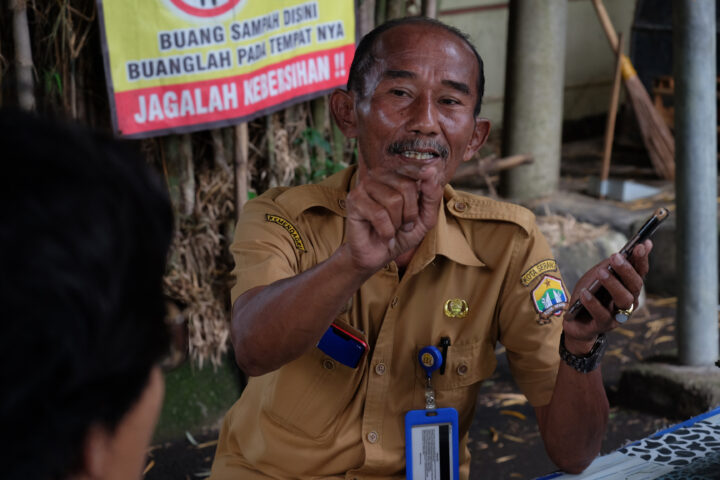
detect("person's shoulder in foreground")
[0,109,173,480]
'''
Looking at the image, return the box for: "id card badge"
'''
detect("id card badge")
[405,408,459,480]
[406,346,459,480]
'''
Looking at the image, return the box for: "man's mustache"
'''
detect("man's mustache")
[387,139,449,159]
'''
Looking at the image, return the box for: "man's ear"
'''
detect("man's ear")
[79,424,111,479]
[463,118,491,162]
[329,88,358,139]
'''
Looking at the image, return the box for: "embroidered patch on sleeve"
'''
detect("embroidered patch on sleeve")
[521,259,558,286]
[531,275,567,324]
[265,214,306,251]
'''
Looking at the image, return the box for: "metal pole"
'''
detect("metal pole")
[673,0,718,366]
[500,0,567,201]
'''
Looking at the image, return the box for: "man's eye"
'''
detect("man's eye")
[391,89,408,97]
[441,98,460,105]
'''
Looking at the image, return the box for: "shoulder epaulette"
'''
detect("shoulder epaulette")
[444,188,535,235]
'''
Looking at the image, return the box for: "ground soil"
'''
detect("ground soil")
[468,296,679,479]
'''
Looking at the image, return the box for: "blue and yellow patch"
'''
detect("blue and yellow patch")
[265,214,306,251]
[531,275,567,324]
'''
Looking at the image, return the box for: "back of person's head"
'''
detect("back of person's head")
[0,109,173,479]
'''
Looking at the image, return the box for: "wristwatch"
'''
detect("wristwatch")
[558,332,607,373]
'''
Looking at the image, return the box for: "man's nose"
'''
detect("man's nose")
[406,94,439,135]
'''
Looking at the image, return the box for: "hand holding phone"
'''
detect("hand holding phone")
[567,207,669,319]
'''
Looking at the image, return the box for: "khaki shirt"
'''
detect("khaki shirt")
[211,166,564,479]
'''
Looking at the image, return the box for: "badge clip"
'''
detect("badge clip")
[406,345,459,479]
[419,346,442,409]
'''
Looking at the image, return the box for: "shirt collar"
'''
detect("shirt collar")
[283,166,486,271]
[407,186,486,275]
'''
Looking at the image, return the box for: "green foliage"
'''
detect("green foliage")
[154,355,243,443]
[295,127,347,183]
[43,70,63,96]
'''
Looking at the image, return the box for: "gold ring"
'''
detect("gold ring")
[614,303,635,324]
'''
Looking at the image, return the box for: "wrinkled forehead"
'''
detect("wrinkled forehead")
[370,23,479,87]
[357,24,480,101]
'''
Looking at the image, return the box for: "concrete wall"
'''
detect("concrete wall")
[438,0,637,127]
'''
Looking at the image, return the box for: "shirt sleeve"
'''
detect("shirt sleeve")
[228,192,306,304]
[497,222,564,407]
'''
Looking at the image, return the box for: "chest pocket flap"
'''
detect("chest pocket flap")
[413,340,497,413]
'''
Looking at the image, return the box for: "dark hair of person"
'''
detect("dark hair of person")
[347,16,486,116]
[0,109,173,480]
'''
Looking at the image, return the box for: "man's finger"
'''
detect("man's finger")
[347,186,396,241]
[366,169,421,228]
[363,180,406,231]
[596,267,635,311]
[578,288,613,328]
[415,165,445,227]
[608,253,644,302]
[628,239,653,278]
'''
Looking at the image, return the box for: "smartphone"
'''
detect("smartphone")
[567,207,669,318]
[317,323,368,368]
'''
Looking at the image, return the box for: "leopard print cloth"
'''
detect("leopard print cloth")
[618,417,720,479]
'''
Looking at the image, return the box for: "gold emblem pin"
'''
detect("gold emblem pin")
[421,352,435,367]
[444,298,469,318]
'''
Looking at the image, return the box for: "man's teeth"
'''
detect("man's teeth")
[401,151,435,160]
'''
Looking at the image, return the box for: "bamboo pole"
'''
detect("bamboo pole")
[599,32,625,198]
[289,103,310,184]
[179,134,195,216]
[266,114,278,187]
[211,129,231,176]
[422,0,437,18]
[311,97,328,176]
[11,0,35,111]
[386,0,406,20]
[163,136,182,223]
[375,0,387,25]
[234,123,249,218]
[358,0,376,36]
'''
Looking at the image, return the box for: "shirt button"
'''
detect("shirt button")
[323,359,335,370]
[457,364,468,376]
[454,201,467,212]
[375,363,386,375]
[391,296,399,308]
[367,431,378,443]
[338,199,346,209]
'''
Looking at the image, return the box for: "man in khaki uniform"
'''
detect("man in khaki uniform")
[211,17,651,479]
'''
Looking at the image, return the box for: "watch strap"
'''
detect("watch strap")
[559,332,607,373]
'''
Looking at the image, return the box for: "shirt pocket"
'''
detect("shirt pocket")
[261,324,367,440]
[414,340,496,412]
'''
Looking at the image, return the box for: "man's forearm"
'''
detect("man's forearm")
[231,244,376,376]
[536,363,609,474]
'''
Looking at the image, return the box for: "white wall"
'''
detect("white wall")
[438,0,637,127]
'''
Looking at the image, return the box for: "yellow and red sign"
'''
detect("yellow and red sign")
[97,0,356,138]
